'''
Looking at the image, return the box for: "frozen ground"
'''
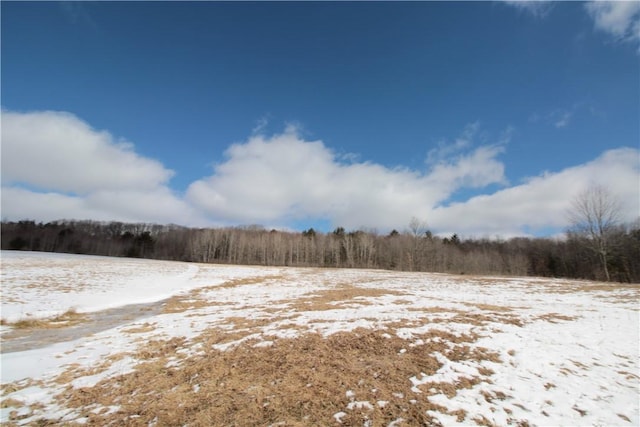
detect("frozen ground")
[1,250,638,426]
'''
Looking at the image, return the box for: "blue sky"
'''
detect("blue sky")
[2,1,639,237]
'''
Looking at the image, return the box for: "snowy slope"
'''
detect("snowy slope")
[1,251,638,426]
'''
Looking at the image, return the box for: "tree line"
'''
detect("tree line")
[2,217,638,282]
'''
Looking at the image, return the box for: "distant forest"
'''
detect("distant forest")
[1,221,640,283]
[2,219,639,283]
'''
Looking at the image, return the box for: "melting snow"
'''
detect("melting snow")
[1,250,638,426]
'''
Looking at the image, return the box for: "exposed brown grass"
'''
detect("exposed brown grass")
[33,326,501,426]
[284,285,407,312]
[474,414,499,426]
[215,275,287,289]
[0,379,41,398]
[0,398,24,409]
[161,275,287,314]
[463,303,515,312]
[1,308,86,330]
[135,337,187,361]
[528,281,640,303]
[407,305,526,328]
[449,312,524,328]
[617,370,640,380]
[162,295,214,314]
[122,322,157,334]
[53,353,130,387]
[566,283,638,293]
[220,314,300,332]
[535,313,578,324]
[406,306,459,314]
[6,269,593,426]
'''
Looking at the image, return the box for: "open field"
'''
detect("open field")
[1,250,638,426]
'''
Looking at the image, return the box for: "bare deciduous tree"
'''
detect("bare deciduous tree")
[3,212,639,281]
[567,185,621,281]
[409,217,429,238]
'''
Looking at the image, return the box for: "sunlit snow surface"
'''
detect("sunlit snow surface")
[1,250,638,426]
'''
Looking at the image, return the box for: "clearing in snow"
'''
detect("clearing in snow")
[0,251,638,426]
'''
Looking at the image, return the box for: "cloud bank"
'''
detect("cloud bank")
[1,110,203,225]
[186,123,508,230]
[2,110,638,237]
[431,147,640,237]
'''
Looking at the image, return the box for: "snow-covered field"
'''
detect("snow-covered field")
[1,250,638,426]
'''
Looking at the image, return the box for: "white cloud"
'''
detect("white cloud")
[1,186,204,226]
[187,126,637,237]
[501,1,554,18]
[554,110,572,128]
[585,1,640,44]
[426,144,507,192]
[427,121,479,164]
[430,147,640,237]
[186,125,508,230]
[1,187,98,222]
[2,109,637,238]
[2,110,173,194]
[1,110,203,225]
[530,103,599,130]
[504,1,640,49]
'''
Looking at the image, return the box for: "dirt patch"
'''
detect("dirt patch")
[11,327,501,426]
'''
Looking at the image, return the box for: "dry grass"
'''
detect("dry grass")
[162,295,214,314]
[122,322,157,334]
[406,306,458,314]
[25,326,502,426]
[161,275,287,314]
[535,313,578,324]
[3,269,597,426]
[405,305,525,328]
[283,285,407,312]
[0,379,41,398]
[53,354,130,387]
[526,281,640,303]
[220,314,297,331]
[617,370,640,380]
[565,283,638,293]
[445,312,524,328]
[463,303,515,312]
[0,398,24,409]
[215,275,287,289]
[1,308,86,330]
